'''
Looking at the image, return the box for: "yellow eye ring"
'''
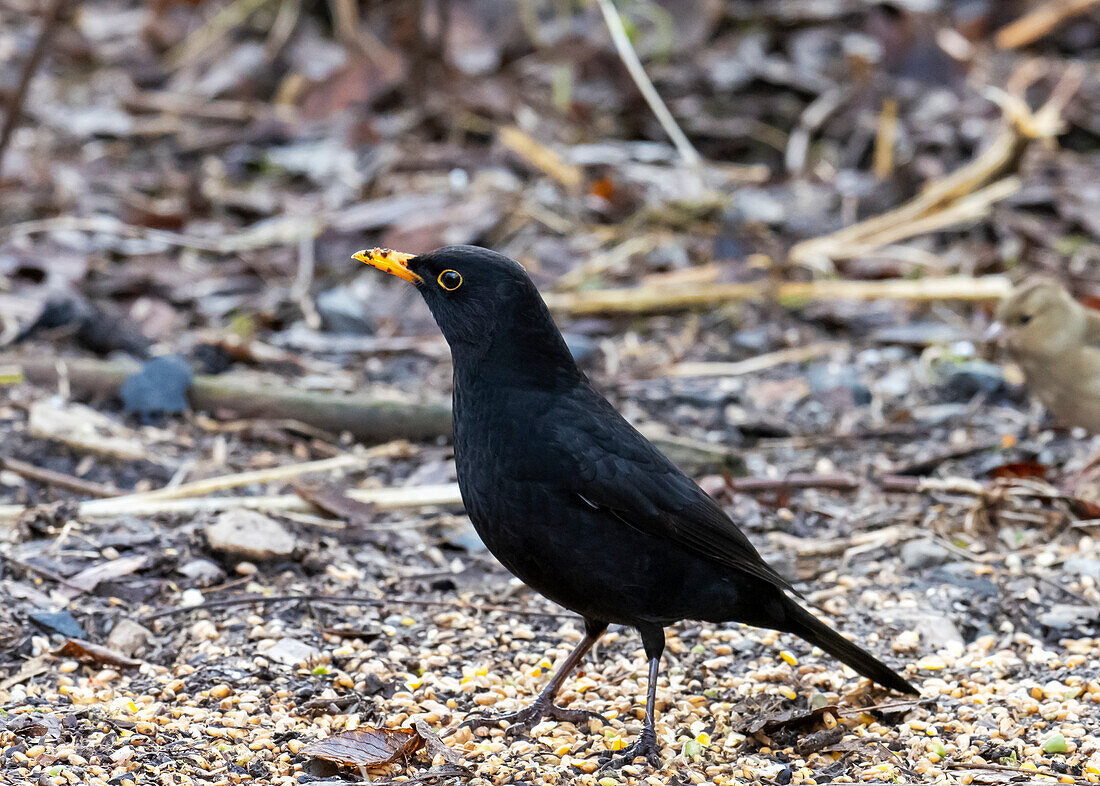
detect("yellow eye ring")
[438,269,462,291]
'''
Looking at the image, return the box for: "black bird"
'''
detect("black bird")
[356,245,917,767]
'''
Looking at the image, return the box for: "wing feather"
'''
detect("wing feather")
[544,388,797,594]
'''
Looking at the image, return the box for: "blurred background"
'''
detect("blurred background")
[1,0,1098,354]
[2,2,1100,783]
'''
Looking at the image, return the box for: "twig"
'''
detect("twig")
[102,446,404,506]
[0,215,223,251]
[555,236,653,292]
[139,592,574,625]
[0,457,117,498]
[0,483,464,521]
[879,476,988,496]
[541,275,1012,317]
[873,98,898,180]
[0,0,69,177]
[772,525,919,559]
[670,342,844,378]
[729,473,861,495]
[499,126,583,190]
[122,90,292,123]
[0,553,85,591]
[887,439,1004,477]
[995,0,1100,49]
[593,0,701,167]
[168,0,273,68]
[785,87,851,174]
[294,230,321,330]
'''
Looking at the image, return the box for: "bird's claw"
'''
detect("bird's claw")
[600,727,662,771]
[460,700,606,737]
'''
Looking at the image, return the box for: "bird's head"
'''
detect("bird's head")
[355,245,579,380]
[990,279,1083,359]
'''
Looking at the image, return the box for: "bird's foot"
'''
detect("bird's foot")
[600,726,662,770]
[460,698,606,738]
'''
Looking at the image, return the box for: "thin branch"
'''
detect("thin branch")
[593,0,701,167]
[670,342,844,378]
[100,447,403,506]
[0,482,464,521]
[0,0,69,176]
[728,473,861,495]
[0,457,117,498]
[542,274,1012,317]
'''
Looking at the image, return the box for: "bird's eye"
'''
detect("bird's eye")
[1018,314,1032,325]
[438,269,462,291]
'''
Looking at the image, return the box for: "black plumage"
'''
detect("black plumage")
[357,245,917,768]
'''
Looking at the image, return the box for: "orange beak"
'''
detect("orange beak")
[353,248,423,284]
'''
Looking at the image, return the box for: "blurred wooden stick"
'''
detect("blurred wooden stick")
[0,457,116,498]
[499,126,583,190]
[543,275,1012,317]
[593,0,701,167]
[0,0,69,177]
[670,342,845,378]
[4,355,453,442]
[996,0,1100,49]
[0,483,465,521]
[168,0,272,68]
[104,447,405,506]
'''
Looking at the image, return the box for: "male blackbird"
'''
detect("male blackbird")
[990,279,1100,433]
[357,245,917,767]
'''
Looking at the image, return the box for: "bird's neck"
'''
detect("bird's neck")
[452,337,583,395]
[449,299,583,393]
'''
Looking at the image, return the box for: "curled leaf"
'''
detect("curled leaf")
[300,727,423,767]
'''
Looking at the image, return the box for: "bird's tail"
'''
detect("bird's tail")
[783,601,918,695]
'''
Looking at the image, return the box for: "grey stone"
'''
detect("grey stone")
[882,608,964,652]
[938,359,1009,402]
[1039,604,1098,630]
[1064,558,1100,583]
[205,510,297,561]
[726,188,785,226]
[177,558,227,586]
[30,611,84,639]
[316,287,373,335]
[107,619,154,658]
[119,355,192,419]
[264,637,320,666]
[901,539,954,569]
[447,521,488,553]
[563,333,598,365]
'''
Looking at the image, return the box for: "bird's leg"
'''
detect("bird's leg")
[461,619,608,737]
[602,625,664,770]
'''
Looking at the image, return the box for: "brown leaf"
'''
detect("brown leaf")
[300,727,423,768]
[739,703,839,736]
[294,483,375,527]
[411,721,466,770]
[989,461,1048,480]
[54,639,142,669]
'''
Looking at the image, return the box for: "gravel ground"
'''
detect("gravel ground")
[3,337,1100,785]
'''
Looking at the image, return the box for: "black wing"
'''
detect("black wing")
[542,386,797,594]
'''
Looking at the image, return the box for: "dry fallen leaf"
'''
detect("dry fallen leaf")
[989,461,1048,480]
[54,639,143,668]
[300,727,423,768]
[294,483,375,527]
